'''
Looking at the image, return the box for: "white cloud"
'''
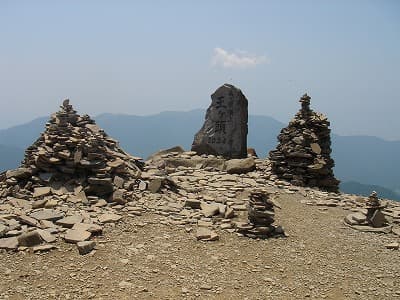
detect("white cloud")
[211,47,268,68]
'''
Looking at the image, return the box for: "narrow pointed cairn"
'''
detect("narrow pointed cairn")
[191,84,248,158]
[1,99,143,202]
[269,94,339,192]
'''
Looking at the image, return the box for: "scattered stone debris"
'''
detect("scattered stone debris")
[192,84,248,158]
[269,93,339,192]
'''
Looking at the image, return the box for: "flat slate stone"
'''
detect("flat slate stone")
[98,213,122,223]
[72,223,103,234]
[33,187,51,198]
[200,203,220,217]
[196,228,219,241]
[6,168,32,179]
[18,215,39,227]
[0,237,18,250]
[344,222,392,234]
[37,229,57,243]
[29,209,64,222]
[56,215,83,228]
[32,244,58,252]
[64,229,91,243]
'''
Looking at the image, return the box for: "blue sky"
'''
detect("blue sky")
[0,1,399,139]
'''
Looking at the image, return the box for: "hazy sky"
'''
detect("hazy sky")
[1,1,399,140]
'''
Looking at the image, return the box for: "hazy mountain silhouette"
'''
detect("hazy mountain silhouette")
[340,181,400,201]
[0,110,398,200]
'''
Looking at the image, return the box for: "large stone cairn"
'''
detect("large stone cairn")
[0,99,144,203]
[269,94,339,192]
[191,84,248,159]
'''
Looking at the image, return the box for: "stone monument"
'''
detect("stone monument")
[269,93,340,192]
[191,84,248,158]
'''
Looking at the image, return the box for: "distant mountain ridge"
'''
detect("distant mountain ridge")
[0,110,399,200]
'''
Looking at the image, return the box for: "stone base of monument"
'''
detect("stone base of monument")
[344,209,392,233]
[236,224,286,239]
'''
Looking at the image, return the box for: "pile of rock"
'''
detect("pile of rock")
[269,94,339,192]
[1,99,143,202]
[345,191,389,232]
[0,100,161,252]
[237,190,283,239]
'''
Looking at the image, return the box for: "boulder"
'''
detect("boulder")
[225,158,256,174]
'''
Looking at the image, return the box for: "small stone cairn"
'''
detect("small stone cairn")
[345,191,388,229]
[269,94,339,192]
[238,190,283,239]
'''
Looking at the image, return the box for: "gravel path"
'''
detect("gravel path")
[1,191,399,300]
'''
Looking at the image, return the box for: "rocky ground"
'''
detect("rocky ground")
[1,153,399,300]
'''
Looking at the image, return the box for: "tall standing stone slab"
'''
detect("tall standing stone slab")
[191,84,248,158]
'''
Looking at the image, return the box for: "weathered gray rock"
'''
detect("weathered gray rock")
[195,228,219,241]
[98,213,122,223]
[56,215,83,228]
[77,241,96,255]
[148,178,162,193]
[370,210,386,228]
[0,237,19,250]
[36,229,56,243]
[33,187,51,198]
[32,244,57,252]
[6,168,32,179]
[184,199,201,209]
[64,229,91,243]
[29,209,64,222]
[72,223,103,234]
[225,157,256,174]
[200,203,220,217]
[17,230,42,247]
[18,215,39,227]
[192,84,248,158]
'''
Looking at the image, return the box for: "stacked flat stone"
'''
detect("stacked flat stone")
[0,99,144,203]
[238,190,281,238]
[345,191,388,229]
[269,94,339,192]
